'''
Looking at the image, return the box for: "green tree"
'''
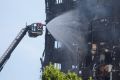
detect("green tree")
[42,63,82,80]
[65,72,82,80]
[42,63,65,80]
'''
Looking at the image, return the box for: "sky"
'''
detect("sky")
[0,0,45,80]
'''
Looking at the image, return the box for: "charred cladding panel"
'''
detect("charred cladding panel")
[45,0,76,21]
[90,18,120,43]
[43,0,77,69]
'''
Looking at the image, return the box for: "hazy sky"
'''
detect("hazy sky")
[0,0,45,80]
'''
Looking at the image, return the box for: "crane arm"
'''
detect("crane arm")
[0,26,29,71]
[0,22,45,72]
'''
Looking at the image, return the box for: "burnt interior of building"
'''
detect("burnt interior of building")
[41,0,120,80]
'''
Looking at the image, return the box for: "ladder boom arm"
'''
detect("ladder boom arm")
[0,27,29,71]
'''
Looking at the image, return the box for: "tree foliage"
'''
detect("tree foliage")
[42,63,82,80]
[65,72,82,80]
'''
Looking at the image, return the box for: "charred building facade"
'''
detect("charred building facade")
[41,0,120,80]
[43,0,78,72]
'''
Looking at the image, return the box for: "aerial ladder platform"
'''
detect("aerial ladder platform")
[0,23,45,71]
